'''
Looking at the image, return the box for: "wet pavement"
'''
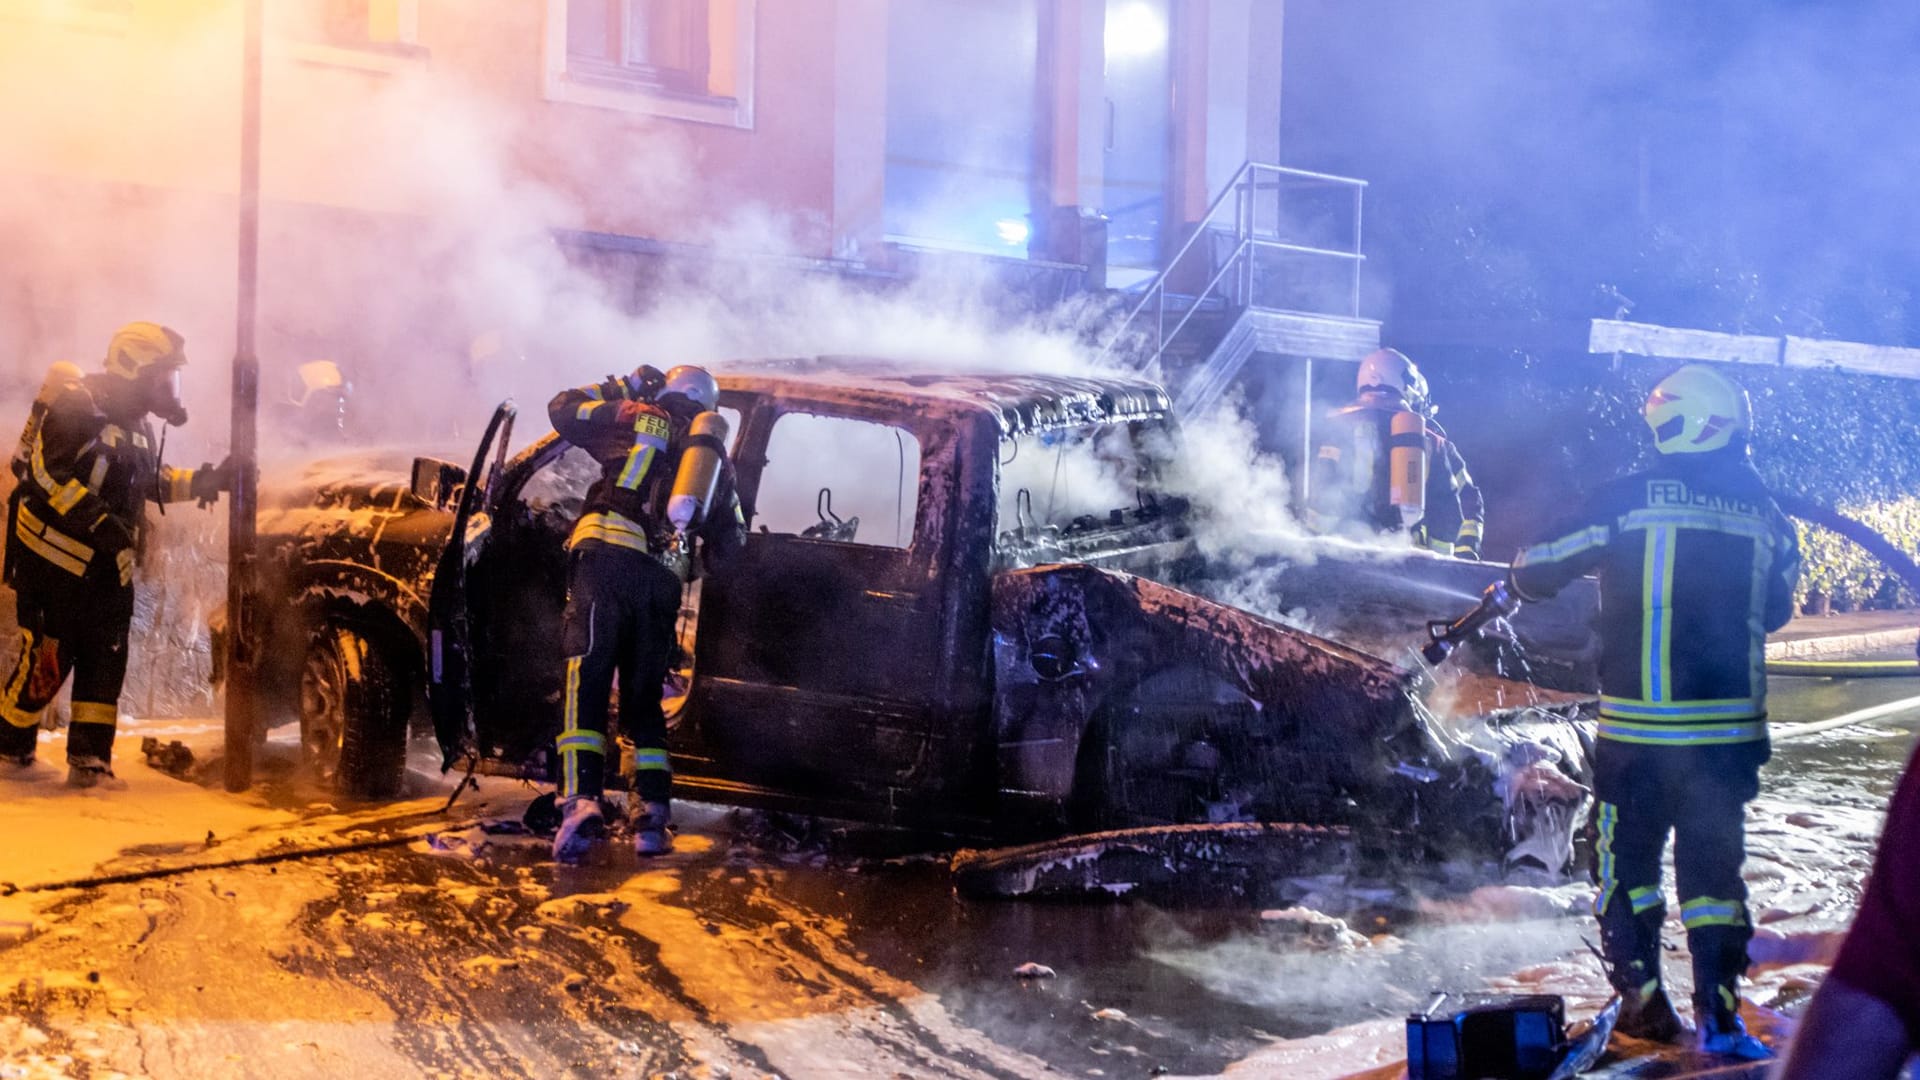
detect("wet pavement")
[2,671,1917,1079]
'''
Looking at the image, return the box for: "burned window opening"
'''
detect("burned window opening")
[757,412,920,550]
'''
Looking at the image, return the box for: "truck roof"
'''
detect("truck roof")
[718,356,1172,437]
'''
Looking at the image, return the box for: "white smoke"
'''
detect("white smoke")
[0,2,1427,720]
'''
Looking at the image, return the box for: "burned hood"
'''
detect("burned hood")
[988,561,1595,872]
[994,561,1412,712]
[254,450,461,639]
[988,562,1433,833]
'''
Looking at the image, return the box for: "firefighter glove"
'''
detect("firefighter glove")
[611,400,653,426]
[191,457,232,506]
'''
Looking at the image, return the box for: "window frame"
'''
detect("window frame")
[563,0,710,97]
[751,407,926,554]
[543,0,757,129]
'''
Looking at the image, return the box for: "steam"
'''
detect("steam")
[0,2,1410,721]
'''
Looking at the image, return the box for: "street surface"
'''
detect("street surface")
[1,668,1914,1079]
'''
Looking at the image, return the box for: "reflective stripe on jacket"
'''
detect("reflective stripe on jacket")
[12,375,193,581]
[1509,453,1799,744]
[547,379,746,566]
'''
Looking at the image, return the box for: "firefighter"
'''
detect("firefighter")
[545,363,745,862]
[0,323,230,785]
[1307,348,1484,558]
[1504,365,1797,1060]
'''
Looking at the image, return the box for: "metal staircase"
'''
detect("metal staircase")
[1101,162,1381,415]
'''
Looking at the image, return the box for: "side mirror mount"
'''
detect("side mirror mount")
[411,456,467,510]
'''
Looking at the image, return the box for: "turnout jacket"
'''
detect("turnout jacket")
[1309,405,1485,558]
[9,372,208,586]
[1509,452,1800,746]
[547,377,745,567]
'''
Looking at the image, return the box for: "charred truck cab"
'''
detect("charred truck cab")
[232,359,1592,861]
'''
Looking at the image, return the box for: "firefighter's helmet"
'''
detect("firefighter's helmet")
[1356,348,1429,409]
[1645,364,1750,455]
[104,322,187,380]
[660,365,718,412]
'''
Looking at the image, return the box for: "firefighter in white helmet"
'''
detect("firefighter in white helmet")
[0,323,230,785]
[543,363,745,862]
[1501,364,1798,1059]
[1307,348,1485,558]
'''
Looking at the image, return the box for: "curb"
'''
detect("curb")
[1765,625,1919,661]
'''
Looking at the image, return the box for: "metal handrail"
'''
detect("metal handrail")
[1101,161,1367,373]
[1150,237,1252,374]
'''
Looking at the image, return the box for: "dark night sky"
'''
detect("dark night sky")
[1280,0,1920,345]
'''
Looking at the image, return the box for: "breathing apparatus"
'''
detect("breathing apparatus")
[667,410,730,546]
[1388,409,1427,527]
[656,364,726,578]
[12,361,84,480]
[1421,581,1520,666]
[1354,349,1434,528]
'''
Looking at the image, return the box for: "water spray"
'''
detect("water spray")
[1420,581,1521,667]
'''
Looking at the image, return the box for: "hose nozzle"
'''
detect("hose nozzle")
[1421,581,1520,667]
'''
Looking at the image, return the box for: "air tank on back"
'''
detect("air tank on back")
[667,410,730,536]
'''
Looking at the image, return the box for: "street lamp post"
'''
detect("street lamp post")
[224,0,263,792]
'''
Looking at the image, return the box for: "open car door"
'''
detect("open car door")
[427,401,516,770]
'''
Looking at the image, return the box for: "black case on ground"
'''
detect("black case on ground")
[1406,992,1567,1080]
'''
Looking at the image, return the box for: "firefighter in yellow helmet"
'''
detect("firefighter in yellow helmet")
[544,363,745,862]
[1502,365,1798,1059]
[0,323,231,786]
[1307,348,1485,558]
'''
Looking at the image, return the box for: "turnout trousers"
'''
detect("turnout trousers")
[1591,738,1769,1022]
[0,567,134,767]
[556,543,682,804]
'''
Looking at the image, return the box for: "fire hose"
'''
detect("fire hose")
[1766,658,1920,678]
[0,815,496,897]
[1771,692,1920,744]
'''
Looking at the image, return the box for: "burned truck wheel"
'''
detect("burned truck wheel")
[1068,666,1265,831]
[299,623,410,799]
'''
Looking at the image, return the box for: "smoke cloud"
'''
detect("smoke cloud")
[0,2,1357,718]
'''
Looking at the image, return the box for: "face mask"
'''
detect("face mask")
[149,367,188,427]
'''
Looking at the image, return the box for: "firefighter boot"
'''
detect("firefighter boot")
[1616,986,1686,1044]
[1692,926,1770,1060]
[1600,901,1688,1043]
[634,800,673,857]
[0,717,36,769]
[1695,986,1770,1061]
[552,796,607,864]
[65,756,126,790]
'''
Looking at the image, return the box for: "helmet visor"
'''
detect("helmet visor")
[148,365,188,424]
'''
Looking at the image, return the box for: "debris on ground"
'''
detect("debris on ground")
[1013,962,1057,979]
[138,737,195,779]
[1258,906,1372,951]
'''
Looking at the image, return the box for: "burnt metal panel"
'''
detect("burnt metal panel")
[990,562,1418,827]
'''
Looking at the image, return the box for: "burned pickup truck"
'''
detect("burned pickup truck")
[233,359,1593,864]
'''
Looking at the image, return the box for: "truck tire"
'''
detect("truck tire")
[1067,666,1257,832]
[299,623,410,800]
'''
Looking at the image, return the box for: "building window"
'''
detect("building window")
[567,0,709,95]
[884,0,1042,257]
[275,0,422,53]
[545,0,755,128]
